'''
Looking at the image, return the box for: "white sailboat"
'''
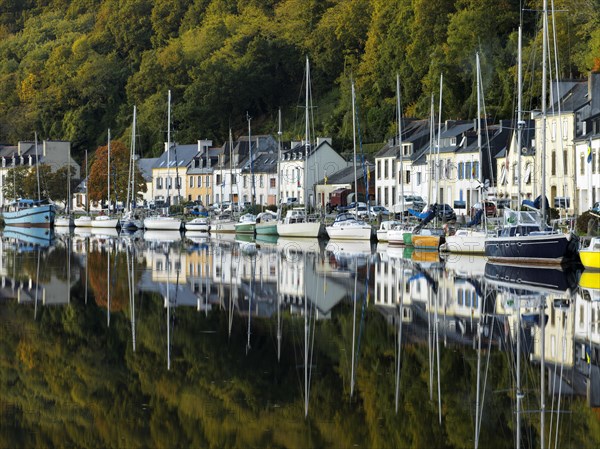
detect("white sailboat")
[444,53,488,254]
[277,58,325,238]
[144,90,182,231]
[92,129,120,229]
[326,81,373,241]
[121,105,143,230]
[74,150,92,227]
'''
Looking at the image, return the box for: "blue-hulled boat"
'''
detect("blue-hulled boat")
[3,199,55,228]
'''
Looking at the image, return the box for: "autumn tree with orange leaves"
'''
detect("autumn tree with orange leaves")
[88,140,146,208]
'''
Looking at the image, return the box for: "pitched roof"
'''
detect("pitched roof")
[152,144,198,170]
[137,157,159,181]
[315,162,374,185]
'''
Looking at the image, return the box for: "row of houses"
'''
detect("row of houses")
[372,72,600,216]
[2,72,600,215]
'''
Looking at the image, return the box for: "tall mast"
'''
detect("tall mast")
[352,81,358,217]
[541,0,548,223]
[277,108,282,215]
[34,132,40,201]
[127,105,137,212]
[436,75,443,205]
[247,112,255,206]
[167,90,171,209]
[229,128,234,205]
[429,94,435,204]
[107,129,111,213]
[397,74,404,219]
[85,150,89,214]
[304,57,310,213]
[517,26,523,209]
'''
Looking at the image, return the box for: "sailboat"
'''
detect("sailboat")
[54,144,74,227]
[255,109,282,236]
[484,4,578,264]
[326,81,373,241]
[411,81,446,250]
[120,106,143,231]
[444,53,489,254]
[277,58,325,238]
[386,75,416,245]
[3,133,56,228]
[144,90,182,231]
[74,150,93,227]
[92,129,120,229]
[212,129,239,234]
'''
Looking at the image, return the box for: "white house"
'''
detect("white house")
[279,137,347,208]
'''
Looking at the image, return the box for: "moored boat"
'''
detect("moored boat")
[235,213,257,235]
[579,237,600,270]
[255,211,278,236]
[74,215,93,227]
[185,217,210,232]
[92,214,120,229]
[376,220,401,242]
[484,209,578,265]
[3,199,55,228]
[325,213,373,241]
[411,228,445,251]
[143,215,182,231]
[277,208,325,238]
[442,228,487,254]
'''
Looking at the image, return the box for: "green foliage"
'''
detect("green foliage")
[0,0,598,165]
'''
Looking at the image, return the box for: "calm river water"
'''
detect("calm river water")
[0,227,598,448]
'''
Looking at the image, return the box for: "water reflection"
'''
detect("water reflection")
[1,229,598,448]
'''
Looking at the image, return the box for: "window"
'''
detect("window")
[472,162,479,179]
[384,159,388,179]
[166,177,172,189]
[176,177,181,189]
[417,172,421,186]
[216,174,222,185]
[377,187,381,204]
[156,177,163,189]
[198,175,202,187]
[259,175,264,188]
[563,150,568,175]
[405,170,410,184]
[551,151,556,175]
[377,160,381,179]
[458,162,464,180]
[232,174,236,185]
[206,175,210,187]
[465,162,472,180]
[384,188,388,205]
[189,177,194,188]
[581,154,585,175]
[270,178,276,188]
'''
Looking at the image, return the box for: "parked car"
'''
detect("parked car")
[349,205,369,219]
[339,201,367,213]
[435,203,457,222]
[282,197,299,206]
[369,205,390,219]
[592,201,600,213]
[392,194,426,215]
[470,201,497,217]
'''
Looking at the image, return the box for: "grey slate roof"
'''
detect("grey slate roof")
[138,157,158,181]
[153,144,198,170]
[315,162,374,185]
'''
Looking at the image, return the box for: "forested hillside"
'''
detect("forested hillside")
[0,0,598,162]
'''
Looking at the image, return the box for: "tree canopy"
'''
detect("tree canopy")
[0,0,598,163]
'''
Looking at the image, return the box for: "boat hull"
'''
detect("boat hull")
[212,221,237,233]
[143,217,182,230]
[91,217,120,228]
[255,222,278,236]
[484,262,579,295]
[74,216,93,227]
[3,204,55,228]
[235,223,256,234]
[484,232,578,264]
[443,231,486,254]
[411,234,443,250]
[277,221,325,238]
[55,216,74,227]
[326,225,373,240]
[3,226,55,247]
[185,222,210,232]
[579,246,600,270]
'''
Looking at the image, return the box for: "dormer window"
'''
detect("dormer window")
[450,137,457,146]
